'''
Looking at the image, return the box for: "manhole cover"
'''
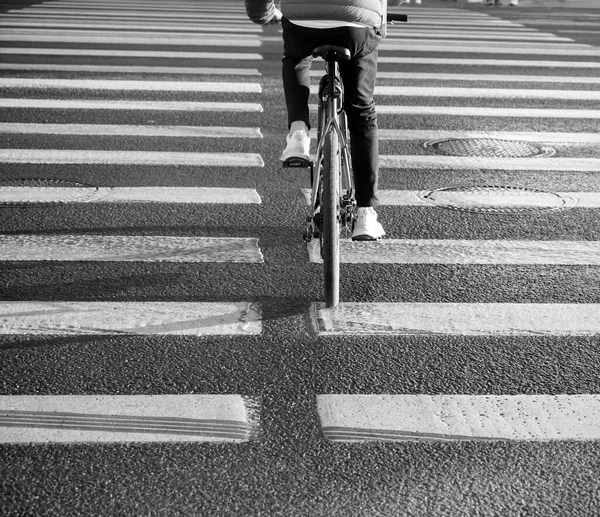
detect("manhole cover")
[418,185,576,214]
[0,178,101,205]
[423,138,556,158]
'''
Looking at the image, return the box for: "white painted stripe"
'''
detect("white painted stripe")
[307,239,600,265]
[310,85,600,100]
[302,188,599,207]
[0,395,256,443]
[310,302,600,336]
[0,78,262,93]
[0,235,264,262]
[374,106,600,119]
[0,301,261,336]
[386,32,572,41]
[378,73,600,84]
[0,123,262,139]
[0,99,262,113]
[0,48,263,60]
[379,156,600,172]
[379,56,600,69]
[0,64,261,75]
[374,87,600,101]
[0,34,261,47]
[317,395,600,442]
[0,20,262,33]
[311,70,600,84]
[0,187,261,204]
[9,9,249,19]
[380,43,600,57]
[0,150,264,167]
[375,129,600,144]
[381,39,591,50]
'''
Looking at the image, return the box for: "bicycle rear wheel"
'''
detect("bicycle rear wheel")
[322,128,340,308]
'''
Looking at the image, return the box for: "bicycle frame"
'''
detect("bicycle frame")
[306,48,355,307]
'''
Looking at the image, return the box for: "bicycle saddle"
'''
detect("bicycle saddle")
[312,45,351,61]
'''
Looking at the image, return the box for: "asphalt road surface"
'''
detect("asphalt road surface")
[1,0,600,515]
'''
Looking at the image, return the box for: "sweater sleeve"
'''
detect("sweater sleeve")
[245,0,276,25]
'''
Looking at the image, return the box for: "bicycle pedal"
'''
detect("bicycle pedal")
[282,157,312,169]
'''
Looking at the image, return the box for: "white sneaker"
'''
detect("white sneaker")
[352,207,385,241]
[280,130,310,165]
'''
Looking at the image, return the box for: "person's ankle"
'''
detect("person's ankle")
[290,121,309,135]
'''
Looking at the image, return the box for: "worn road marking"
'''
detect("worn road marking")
[0,235,264,262]
[378,57,600,69]
[0,64,261,75]
[373,87,600,101]
[380,42,600,57]
[0,301,261,336]
[310,302,600,336]
[0,187,261,204]
[311,105,600,119]
[0,33,261,47]
[0,48,263,60]
[307,239,600,265]
[375,129,600,143]
[0,123,262,138]
[0,20,262,33]
[0,98,263,112]
[317,395,600,442]
[311,70,600,84]
[379,155,600,171]
[0,78,262,93]
[302,188,600,207]
[0,395,258,443]
[0,149,264,167]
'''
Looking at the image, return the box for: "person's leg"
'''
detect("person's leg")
[339,31,380,208]
[280,19,319,162]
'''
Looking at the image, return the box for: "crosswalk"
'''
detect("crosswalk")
[1,0,600,460]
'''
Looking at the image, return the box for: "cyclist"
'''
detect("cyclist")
[245,0,401,240]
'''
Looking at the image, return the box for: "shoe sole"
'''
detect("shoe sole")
[352,234,382,241]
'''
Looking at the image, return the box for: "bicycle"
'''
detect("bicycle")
[284,13,408,308]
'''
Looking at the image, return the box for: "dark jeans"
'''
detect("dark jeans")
[282,18,382,207]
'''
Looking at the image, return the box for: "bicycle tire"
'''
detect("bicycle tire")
[322,126,340,308]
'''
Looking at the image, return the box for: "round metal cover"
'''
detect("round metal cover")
[423,138,556,158]
[0,178,101,205]
[418,185,577,214]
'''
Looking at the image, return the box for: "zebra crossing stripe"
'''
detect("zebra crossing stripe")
[301,188,600,207]
[378,57,600,69]
[0,395,258,443]
[0,149,264,167]
[311,70,600,84]
[0,48,263,60]
[376,130,600,143]
[310,105,600,119]
[0,64,261,75]
[379,156,600,172]
[379,106,600,119]
[373,87,600,101]
[385,32,571,41]
[0,236,264,262]
[0,21,262,33]
[309,302,600,337]
[0,186,261,204]
[317,395,600,442]
[0,301,262,336]
[0,99,263,113]
[0,123,262,139]
[0,33,261,47]
[379,43,600,57]
[307,239,600,265]
[0,78,262,93]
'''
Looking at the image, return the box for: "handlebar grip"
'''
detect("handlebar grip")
[387,13,408,23]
